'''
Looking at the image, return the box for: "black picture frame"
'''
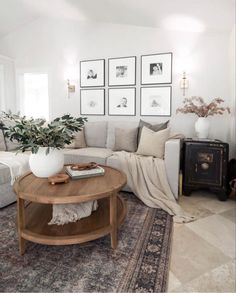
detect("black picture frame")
[80,88,105,116]
[108,87,136,116]
[141,52,172,85]
[80,59,105,88]
[108,56,136,86]
[140,86,172,117]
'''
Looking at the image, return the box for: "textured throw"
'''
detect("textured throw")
[0,151,30,185]
[113,151,194,223]
[48,200,98,225]
[0,193,172,293]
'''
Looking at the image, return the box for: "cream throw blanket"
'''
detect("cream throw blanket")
[113,151,195,223]
[0,151,30,185]
[48,200,98,225]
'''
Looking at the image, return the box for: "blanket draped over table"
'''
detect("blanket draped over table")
[112,151,194,223]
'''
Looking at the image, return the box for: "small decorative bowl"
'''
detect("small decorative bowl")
[48,174,69,185]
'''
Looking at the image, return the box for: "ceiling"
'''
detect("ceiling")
[0,0,235,38]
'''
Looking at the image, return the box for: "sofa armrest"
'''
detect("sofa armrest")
[164,139,182,199]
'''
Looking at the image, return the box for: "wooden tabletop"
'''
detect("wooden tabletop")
[14,166,127,204]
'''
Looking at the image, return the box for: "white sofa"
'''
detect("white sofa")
[0,121,181,208]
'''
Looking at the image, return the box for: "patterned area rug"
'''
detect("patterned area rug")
[0,193,173,293]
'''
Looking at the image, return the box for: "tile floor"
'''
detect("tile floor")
[167,191,236,293]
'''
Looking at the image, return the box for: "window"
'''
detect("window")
[0,65,5,111]
[19,72,49,120]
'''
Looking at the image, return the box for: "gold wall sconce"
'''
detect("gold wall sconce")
[67,79,75,98]
[180,71,189,96]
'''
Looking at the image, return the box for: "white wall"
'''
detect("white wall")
[0,17,233,144]
[0,54,16,112]
[228,25,236,158]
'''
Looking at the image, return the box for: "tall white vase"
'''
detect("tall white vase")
[195,117,209,138]
[29,147,64,178]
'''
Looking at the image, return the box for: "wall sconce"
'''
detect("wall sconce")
[180,71,189,96]
[67,79,75,98]
[65,65,77,98]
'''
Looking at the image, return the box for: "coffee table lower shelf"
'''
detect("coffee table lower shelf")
[19,196,126,249]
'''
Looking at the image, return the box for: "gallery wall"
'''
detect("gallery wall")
[0,17,234,146]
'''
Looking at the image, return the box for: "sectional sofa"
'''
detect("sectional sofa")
[0,121,181,208]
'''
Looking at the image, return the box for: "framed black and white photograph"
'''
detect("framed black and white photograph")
[108,87,136,116]
[140,86,171,116]
[80,89,105,115]
[141,53,172,85]
[80,59,105,87]
[108,56,136,86]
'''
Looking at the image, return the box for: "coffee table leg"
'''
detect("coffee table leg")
[17,198,26,255]
[110,192,117,249]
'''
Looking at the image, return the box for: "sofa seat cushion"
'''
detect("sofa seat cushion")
[63,147,113,165]
[0,163,11,185]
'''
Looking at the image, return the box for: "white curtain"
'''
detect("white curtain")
[0,64,6,112]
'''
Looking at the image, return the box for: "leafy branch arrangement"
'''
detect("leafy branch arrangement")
[0,112,87,154]
[176,97,230,117]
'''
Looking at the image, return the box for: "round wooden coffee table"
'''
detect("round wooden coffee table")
[14,166,127,255]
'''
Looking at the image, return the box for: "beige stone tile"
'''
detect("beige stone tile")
[179,197,214,220]
[169,225,230,283]
[167,271,182,292]
[186,214,236,258]
[220,208,236,223]
[170,260,236,292]
[178,191,215,205]
[198,198,236,214]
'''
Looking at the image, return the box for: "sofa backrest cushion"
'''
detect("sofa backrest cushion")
[0,130,6,151]
[137,126,170,158]
[114,127,138,152]
[65,128,87,149]
[1,120,20,151]
[106,121,139,150]
[137,119,169,144]
[84,121,107,148]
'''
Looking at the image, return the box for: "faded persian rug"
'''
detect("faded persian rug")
[0,192,172,293]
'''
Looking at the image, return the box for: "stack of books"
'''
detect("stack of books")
[65,165,105,179]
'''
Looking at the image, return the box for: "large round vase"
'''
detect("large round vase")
[195,117,209,138]
[29,147,64,178]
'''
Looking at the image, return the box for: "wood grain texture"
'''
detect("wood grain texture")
[14,166,127,204]
[20,196,126,246]
[14,166,127,254]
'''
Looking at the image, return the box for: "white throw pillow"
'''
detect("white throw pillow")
[136,126,170,158]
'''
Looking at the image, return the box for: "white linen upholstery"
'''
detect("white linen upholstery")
[84,121,107,148]
[106,121,138,150]
[164,139,181,199]
[63,147,113,165]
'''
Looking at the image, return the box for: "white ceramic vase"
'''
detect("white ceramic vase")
[195,117,209,138]
[29,147,64,178]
